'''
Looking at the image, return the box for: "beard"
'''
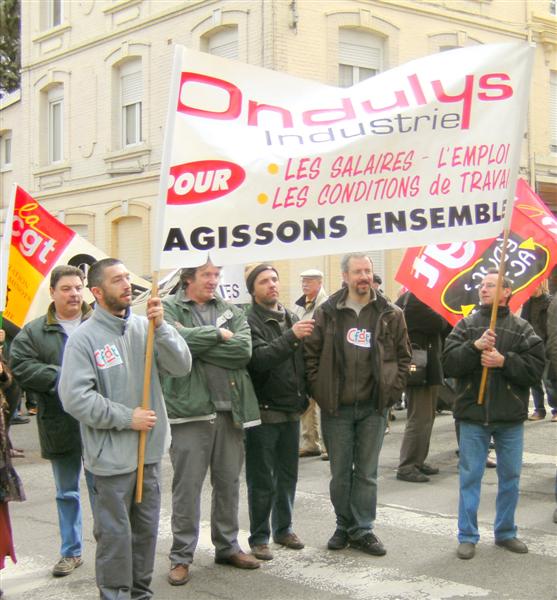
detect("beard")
[102,290,132,314]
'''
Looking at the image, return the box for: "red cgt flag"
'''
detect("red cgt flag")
[395,178,557,326]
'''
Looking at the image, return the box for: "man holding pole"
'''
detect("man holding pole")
[59,258,191,600]
[442,269,544,560]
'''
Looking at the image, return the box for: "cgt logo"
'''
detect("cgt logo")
[167,160,245,205]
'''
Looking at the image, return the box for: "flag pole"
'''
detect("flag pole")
[135,272,159,504]
[477,227,510,405]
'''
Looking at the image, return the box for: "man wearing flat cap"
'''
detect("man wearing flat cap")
[244,264,312,561]
[293,269,328,459]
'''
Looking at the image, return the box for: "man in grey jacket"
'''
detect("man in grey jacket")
[59,258,191,600]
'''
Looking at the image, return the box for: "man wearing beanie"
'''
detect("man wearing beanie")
[162,260,261,586]
[293,269,328,460]
[244,264,313,561]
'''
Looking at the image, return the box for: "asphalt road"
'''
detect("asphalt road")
[2,406,556,600]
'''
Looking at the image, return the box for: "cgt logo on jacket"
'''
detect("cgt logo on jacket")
[346,327,372,348]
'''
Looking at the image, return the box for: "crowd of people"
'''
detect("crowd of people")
[1,254,556,599]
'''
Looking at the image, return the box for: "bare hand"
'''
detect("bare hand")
[146,297,164,328]
[219,328,234,341]
[292,319,315,340]
[474,329,496,352]
[131,408,157,431]
[0,329,5,344]
[481,348,505,368]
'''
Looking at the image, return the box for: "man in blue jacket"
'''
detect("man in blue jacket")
[443,270,544,560]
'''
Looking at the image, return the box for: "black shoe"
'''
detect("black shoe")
[327,528,349,550]
[495,537,528,553]
[397,470,429,483]
[11,415,30,425]
[419,463,439,476]
[349,533,386,556]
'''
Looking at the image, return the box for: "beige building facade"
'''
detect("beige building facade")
[1,0,556,302]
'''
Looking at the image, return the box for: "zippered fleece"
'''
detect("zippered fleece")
[59,304,191,476]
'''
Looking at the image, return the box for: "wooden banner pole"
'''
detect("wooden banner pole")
[477,228,510,405]
[135,272,159,504]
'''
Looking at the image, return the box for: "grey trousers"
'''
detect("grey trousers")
[398,386,438,474]
[89,463,160,600]
[169,413,244,565]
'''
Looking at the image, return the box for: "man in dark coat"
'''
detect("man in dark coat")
[395,292,449,482]
[245,264,311,561]
[10,266,92,577]
[520,283,557,421]
[443,270,544,560]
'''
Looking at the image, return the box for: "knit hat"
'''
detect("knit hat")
[245,264,279,295]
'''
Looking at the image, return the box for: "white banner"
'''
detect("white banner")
[154,43,534,268]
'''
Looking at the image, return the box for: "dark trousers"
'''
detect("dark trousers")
[398,385,438,474]
[245,420,300,546]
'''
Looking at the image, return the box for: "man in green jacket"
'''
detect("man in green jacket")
[10,265,92,577]
[162,261,260,586]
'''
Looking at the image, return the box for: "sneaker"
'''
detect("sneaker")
[457,542,475,560]
[327,528,349,550]
[168,563,190,586]
[274,532,304,549]
[495,537,528,553]
[250,544,273,560]
[551,414,557,423]
[52,556,83,577]
[528,412,546,421]
[320,452,329,461]
[396,470,430,483]
[349,533,386,556]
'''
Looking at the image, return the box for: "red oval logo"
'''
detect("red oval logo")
[167,160,245,205]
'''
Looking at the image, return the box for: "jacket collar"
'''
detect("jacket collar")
[91,303,131,335]
[45,301,93,328]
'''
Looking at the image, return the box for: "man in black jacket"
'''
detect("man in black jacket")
[395,292,448,482]
[245,264,313,561]
[443,270,544,560]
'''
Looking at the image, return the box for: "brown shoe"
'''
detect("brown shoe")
[250,544,274,560]
[215,551,260,569]
[274,532,305,549]
[299,448,321,458]
[168,564,190,586]
[528,412,545,421]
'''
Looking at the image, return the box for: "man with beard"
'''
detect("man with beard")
[59,258,191,599]
[304,253,410,556]
[443,270,544,560]
[11,266,92,577]
[244,264,311,561]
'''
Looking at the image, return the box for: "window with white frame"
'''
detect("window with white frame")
[338,29,383,88]
[120,60,142,148]
[49,0,63,28]
[48,86,64,164]
[551,71,557,153]
[0,132,12,169]
[206,26,239,60]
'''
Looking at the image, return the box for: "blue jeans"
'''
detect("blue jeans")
[51,453,94,557]
[458,421,523,544]
[321,404,387,540]
[245,420,300,546]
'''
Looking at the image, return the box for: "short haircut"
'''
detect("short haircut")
[50,265,84,289]
[485,267,512,290]
[179,261,220,289]
[341,253,373,274]
[88,258,123,289]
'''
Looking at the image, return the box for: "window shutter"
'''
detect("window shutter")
[121,70,142,106]
[339,29,382,71]
[208,28,239,60]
